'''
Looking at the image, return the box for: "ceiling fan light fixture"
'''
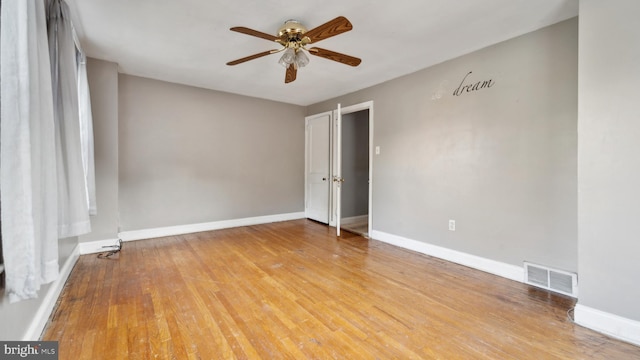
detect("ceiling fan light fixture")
[278,48,296,68]
[294,49,309,68]
[227,16,360,83]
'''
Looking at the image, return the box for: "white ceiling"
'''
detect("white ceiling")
[66,0,578,106]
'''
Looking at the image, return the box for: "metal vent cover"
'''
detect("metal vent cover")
[524,262,578,297]
[527,265,549,287]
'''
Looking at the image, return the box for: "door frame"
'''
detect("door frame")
[330,101,374,237]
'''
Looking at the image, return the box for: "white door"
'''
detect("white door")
[304,112,331,223]
[333,104,343,236]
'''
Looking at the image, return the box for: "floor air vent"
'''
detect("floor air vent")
[524,262,577,297]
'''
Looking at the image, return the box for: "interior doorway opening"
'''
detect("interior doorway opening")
[339,109,370,237]
[304,101,373,237]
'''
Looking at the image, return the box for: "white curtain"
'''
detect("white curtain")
[47,0,91,237]
[77,46,97,215]
[0,0,95,302]
[1,0,59,302]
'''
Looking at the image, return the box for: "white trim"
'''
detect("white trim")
[574,304,640,347]
[340,102,374,114]
[119,212,305,242]
[341,215,368,225]
[78,238,121,255]
[24,244,80,340]
[370,230,524,282]
[335,103,342,236]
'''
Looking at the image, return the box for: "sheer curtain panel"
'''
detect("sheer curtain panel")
[77,50,97,215]
[0,0,95,302]
[47,0,91,238]
[1,0,59,302]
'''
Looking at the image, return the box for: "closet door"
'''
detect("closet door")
[304,112,331,224]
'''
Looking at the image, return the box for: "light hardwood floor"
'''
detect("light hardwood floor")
[43,220,640,359]
[341,218,368,238]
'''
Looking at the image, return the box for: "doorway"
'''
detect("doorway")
[304,101,373,237]
[339,109,370,237]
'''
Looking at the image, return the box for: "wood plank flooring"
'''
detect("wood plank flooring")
[341,219,369,238]
[43,220,640,359]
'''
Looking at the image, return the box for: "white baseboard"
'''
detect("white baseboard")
[370,230,524,283]
[574,304,640,346]
[118,212,306,242]
[24,244,80,341]
[78,238,121,255]
[341,215,368,225]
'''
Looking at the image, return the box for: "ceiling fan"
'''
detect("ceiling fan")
[226,16,362,84]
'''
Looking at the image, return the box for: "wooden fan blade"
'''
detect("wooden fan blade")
[305,16,353,43]
[285,65,297,83]
[308,47,361,67]
[226,50,276,66]
[230,26,278,42]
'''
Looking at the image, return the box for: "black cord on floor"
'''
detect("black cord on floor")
[97,239,123,259]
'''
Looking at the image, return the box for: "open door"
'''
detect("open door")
[333,104,343,236]
[304,112,331,223]
[306,102,373,238]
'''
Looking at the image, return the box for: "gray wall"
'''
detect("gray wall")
[79,59,119,242]
[341,111,369,219]
[118,75,306,231]
[577,0,640,321]
[308,18,578,272]
[0,236,77,340]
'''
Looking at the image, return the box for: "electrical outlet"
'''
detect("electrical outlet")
[448,219,456,231]
[375,146,380,155]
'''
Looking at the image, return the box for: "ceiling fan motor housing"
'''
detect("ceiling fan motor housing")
[278,20,308,41]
